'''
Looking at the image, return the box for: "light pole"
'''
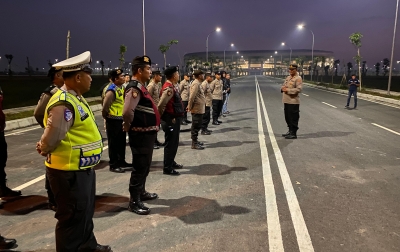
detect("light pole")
[142,0,146,54]
[298,24,314,81]
[388,0,399,95]
[206,27,221,63]
[281,42,292,65]
[224,43,234,68]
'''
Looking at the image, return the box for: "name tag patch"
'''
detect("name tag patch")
[64,109,73,122]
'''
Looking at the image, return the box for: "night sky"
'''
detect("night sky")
[0,0,398,71]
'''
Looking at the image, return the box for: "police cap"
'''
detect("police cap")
[193,70,204,76]
[164,66,179,77]
[132,55,151,66]
[289,64,298,70]
[110,69,123,79]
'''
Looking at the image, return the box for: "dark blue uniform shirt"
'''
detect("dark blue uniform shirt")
[348,78,360,91]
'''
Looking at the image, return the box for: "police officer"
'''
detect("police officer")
[123,73,131,88]
[123,56,160,215]
[281,64,302,140]
[210,71,223,125]
[33,67,64,211]
[201,73,213,135]
[187,70,206,150]
[158,66,185,176]
[345,74,360,109]
[179,73,191,125]
[102,69,131,173]
[36,52,112,252]
[0,86,21,198]
[147,71,163,149]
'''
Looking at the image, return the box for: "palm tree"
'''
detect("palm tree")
[5,54,13,75]
[119,44,127,68]
[347,62,353,77]
[382,58,390,76]
[349,32,363,88]
[100,60,105,76]
[158,40,178,69]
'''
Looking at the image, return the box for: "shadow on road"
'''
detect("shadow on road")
[94,160,109,171]
[296,131,354,139]
[181,164,247,176]
[94,193,129,218]
[225,117,254,123]
[206,140,256,148]
[0,195,48,215]
[211,127,242,134]
[147,196,251,224]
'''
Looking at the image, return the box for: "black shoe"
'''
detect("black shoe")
[191,143,205,150]
[109,167,125,173]
[345,105,349,108]
[153,144,160,149]
[128,199,151,215]
[140,191,158,201]
[93,244,112,252]
[161,142,167,147]
[0,186,22,198]
[285,134,297,139]
[281,131,291,137]
[212,121,220,125]
[196,141,204,146]
[172,162,183,169]
[181,121,188,125]
[185,120,192,123]
[217,120,222,123]
[155,140,162,146]
[48,202,57,212]
[0,235,17,250]
[118,161,132,168]
[163,169,180,175]
[206,129,213,133]
[201,130,211,135]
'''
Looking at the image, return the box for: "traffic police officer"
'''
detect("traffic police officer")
[102,69,131,173]
[210,71,223,125]
[36,51,112,252]
[187,70,206,150]
[123,56,160,215]
[33,67,64,211]
[179,73,191,125]
[201,73,213,135]
[158,66,184,175]
[147,70,163,149]
[281,64,302,139]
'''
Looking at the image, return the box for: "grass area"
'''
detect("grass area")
[5,110,34,120]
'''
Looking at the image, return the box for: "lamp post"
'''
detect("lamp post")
[206,27,221,63]
[281,42,292,65]
[298,24,314,81]
[142,0,146,54]
[224,43,234,68]
[388,0,399,95]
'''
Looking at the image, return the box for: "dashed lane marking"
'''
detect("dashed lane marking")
[322,102,337,108]
[371,123,400,136]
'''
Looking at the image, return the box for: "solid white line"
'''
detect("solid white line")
[256,76,314,252]
[371,123,400,136]
[302,93,309,97]
[322,102,337,108]
[5,126,42,136]
[255,77,284,251]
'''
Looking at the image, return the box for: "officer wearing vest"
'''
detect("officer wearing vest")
[36,51,112,252]
[210,71,223,125]
[33,67,64,212]
[158,66,185,176]
[102,69,131,173]
[147,70,163,149]
[123,56,160,215]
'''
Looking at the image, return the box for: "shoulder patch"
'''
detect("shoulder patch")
[167,90,172,96]
[64,108,73,122]
[132,90,139,98]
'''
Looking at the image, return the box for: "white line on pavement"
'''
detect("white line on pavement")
[322,102,337,108]
[302,94,309,97]
[371,123,400,136]
[256,76,314,252]
[5,126,42,136]
[255,77,284,251]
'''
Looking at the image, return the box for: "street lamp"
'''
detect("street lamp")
[224,43,234,67]
[206,27,221,63]
[388,0,399,95]
[281,42,292,65]
[298,24,315,81]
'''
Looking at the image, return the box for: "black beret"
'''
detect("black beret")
[193,70,204,76]
[47,67,62,78]
[152,70,162,75]
[164,66,179,76]
[109,69,123,79]
[132,55,151,66]
[289,64,298,69]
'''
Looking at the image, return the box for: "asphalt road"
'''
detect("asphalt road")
[1,75,399,252]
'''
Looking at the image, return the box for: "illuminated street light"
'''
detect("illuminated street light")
[297,24,315,81]
[206,27,221,63]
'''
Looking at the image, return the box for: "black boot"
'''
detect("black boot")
[191,141,204,150]
[285,132,297,139]
[141,185,158,201]
[0,235,17,250]
[128,195,151,215]
[0,180,21,198]
[282,131,291,137]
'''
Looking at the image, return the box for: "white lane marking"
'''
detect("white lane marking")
[371,123,400,136]
[255,77,284,251]
[322,102,337,108]
[5,126,42,136]
[302,93,309,97]
[10,136,127,191]
[256,76,314,252]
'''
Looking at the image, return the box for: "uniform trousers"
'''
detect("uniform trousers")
[182,101,189,122]
[191,114,204,142]
[202,106,211,130]
[212,100,223,121]
[0,131,7,184]
[161,117,181,170]
[128,131,156,197]
[105,118,126,167]
[46,167,97,252]
[284,103,300,133]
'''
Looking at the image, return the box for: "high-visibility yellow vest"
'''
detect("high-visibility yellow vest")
[106,83,124,119]
[44,89,103,171]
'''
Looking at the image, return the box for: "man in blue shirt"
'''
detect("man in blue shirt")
[345,74,360,109]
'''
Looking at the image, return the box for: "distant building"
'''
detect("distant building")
[184,49,334,76]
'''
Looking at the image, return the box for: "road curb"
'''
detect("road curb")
[5,104,103,132]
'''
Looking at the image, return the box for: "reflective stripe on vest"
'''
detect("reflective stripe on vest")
[44,89,103,171]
